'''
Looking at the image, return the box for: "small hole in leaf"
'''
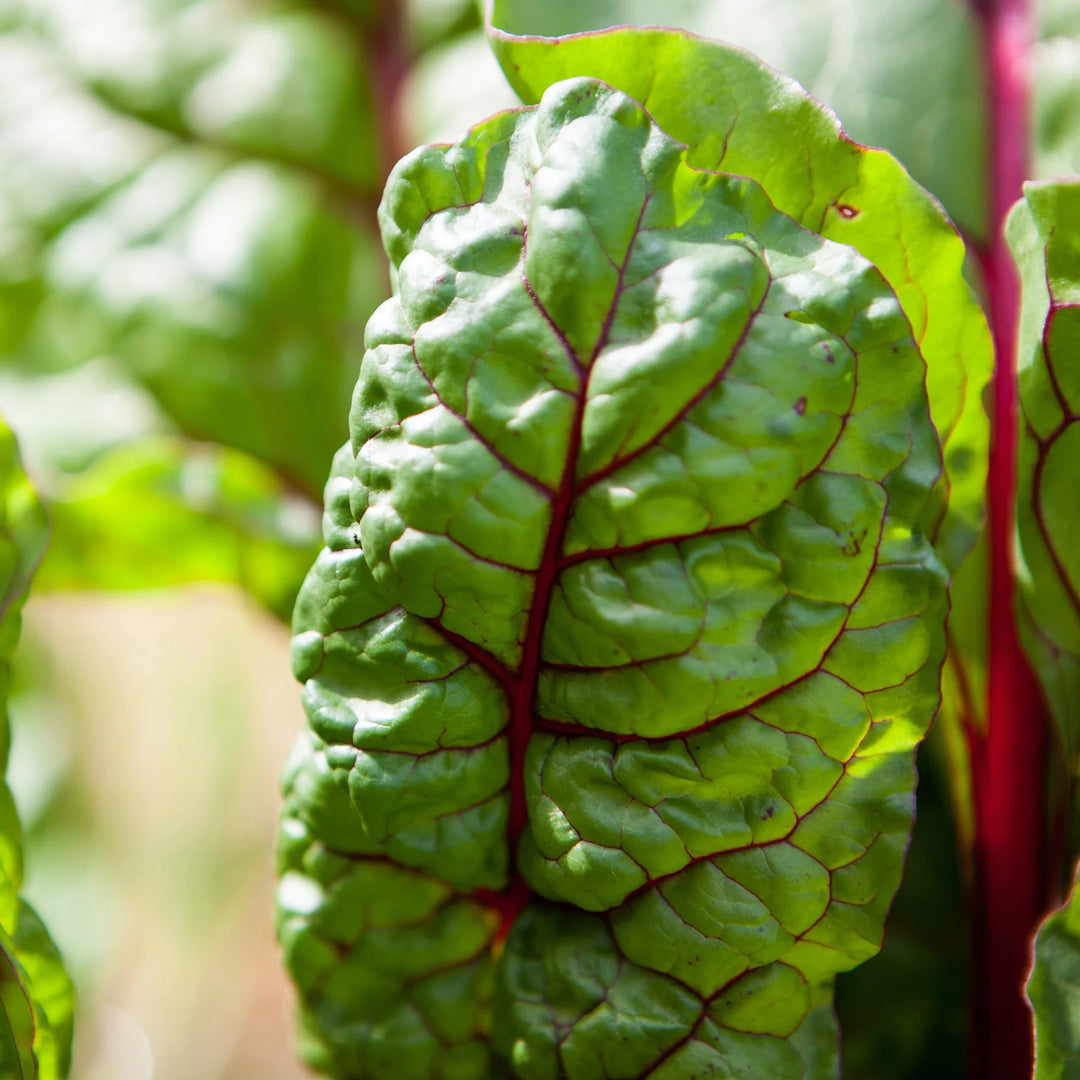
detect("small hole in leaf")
[836,203,859,219]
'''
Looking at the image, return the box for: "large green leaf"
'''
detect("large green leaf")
[0,420,72,1078]
[280,76,948,1077]
[1008,182,1080,790]
[482,3,990,584]
[480,8,992,897]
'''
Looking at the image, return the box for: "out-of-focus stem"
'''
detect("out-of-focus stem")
[969,0,1048,1076]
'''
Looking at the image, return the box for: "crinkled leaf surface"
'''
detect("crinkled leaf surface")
[483,4,990,581]
[1008,182,1080,781]
[280,78,948,1078]
[0,420,72,1079]
[480,18,991,883]
[478,17,993,1076]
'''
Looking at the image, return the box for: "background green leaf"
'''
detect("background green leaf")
[1008,181,1080,866]
[0,0,389,497]
[0,419,73,1078]
[36,439,320,622]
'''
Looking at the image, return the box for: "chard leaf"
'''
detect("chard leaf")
[475,24,993,1079]
[281,77,947,1076]
[1029,868,1080,1079]
[482,0,986,238]
[0,420,72,1078]
[483,5,991,584]
[479,19,991,871]
[1007,182,1080,788]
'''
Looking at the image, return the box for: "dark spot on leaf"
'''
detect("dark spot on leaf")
[842,528,867,556]
[763,805,775,820]
[836,203,859,219]
[351,531,361,545]
[794,397,807,416]
[823,345,835,364]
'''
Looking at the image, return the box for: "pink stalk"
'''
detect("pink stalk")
[970,0,1048,1075]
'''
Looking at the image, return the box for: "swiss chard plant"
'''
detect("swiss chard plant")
[4,0,1080,1077]
[274,4,1080,1080]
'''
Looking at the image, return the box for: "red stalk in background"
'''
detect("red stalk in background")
[970,0,1049,1076]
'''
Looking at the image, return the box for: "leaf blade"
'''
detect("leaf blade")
[282,76,948,1076]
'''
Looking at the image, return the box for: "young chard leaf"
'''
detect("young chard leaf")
[280,77,947,1078]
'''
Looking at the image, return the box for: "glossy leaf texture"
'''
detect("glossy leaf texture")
[481,7,991,572]
[479,19,993,1072]
[280,77,948,1078]
[1008,182,1080,799]
[482,14,990,792]
[0,420,73,1078]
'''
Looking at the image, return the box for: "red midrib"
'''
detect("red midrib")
[488,202,651,934]
[477,319,590,940]
[509,398,586,841]
[970,0,1049,1076]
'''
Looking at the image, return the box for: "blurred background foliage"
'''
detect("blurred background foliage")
[0,0,1074,1077]
[0,1,512,1076]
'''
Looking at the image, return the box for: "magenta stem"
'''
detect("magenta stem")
[969,1,1047,1076]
